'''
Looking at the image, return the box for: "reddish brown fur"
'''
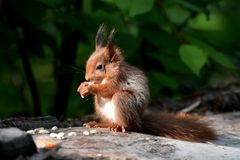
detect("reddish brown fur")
[142,112,216,141]
[78,26,217,142]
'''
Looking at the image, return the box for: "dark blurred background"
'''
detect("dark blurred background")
[0,0,239,118]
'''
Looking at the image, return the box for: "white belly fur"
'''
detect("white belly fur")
[100,99,116,123]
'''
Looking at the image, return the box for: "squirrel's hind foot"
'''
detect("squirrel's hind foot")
[109,124,126,132]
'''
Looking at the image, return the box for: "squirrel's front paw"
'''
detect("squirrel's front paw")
[83,121,98,128]
[77,82,91,98]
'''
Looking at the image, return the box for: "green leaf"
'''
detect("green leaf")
[188,37,235,69]
[129,0,154,17]
[164,3,190,24]
[189,13,226,31]
[115,0,154,17]
[171,0,202,12]
[179,44,207,77]
[208,50,235,69]
[115,0,130,10]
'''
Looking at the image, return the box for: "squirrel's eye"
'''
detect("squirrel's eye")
[96,64,103,70]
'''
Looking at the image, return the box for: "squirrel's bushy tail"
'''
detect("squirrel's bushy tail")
[141,112,216,141]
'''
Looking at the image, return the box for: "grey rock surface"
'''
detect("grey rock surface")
[0,128,37,159]
[32,112,240,160]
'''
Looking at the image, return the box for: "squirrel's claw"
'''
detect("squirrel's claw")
[77,81,91,98]
[109,124,126,132]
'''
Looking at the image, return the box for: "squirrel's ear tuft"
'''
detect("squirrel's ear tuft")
[96,24,107,48]
[107,28,116,46]
[96,25,122,62]
[105,28,122,62]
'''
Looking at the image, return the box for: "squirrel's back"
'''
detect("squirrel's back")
[119,63,150,104]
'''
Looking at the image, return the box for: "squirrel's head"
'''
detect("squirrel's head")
[85,25,124,83]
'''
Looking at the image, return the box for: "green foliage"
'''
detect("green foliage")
[115,0,154,17]
[179,44,207,77]
[188,37,235,69]
[0,0,239,118]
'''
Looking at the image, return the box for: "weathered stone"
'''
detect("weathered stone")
[31,112,240,160]
[0,127,37,160]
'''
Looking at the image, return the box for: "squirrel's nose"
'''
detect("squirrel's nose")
[85,74,91,81]
[85,72,94,81]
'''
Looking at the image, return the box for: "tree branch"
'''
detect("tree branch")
[51,31,80,118]
[16,33,41,116]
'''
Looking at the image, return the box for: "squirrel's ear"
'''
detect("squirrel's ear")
[96,26,123,62]
[96,24,107,48]
[106,44,123,62]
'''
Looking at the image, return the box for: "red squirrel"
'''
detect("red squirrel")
[77,25,216,141]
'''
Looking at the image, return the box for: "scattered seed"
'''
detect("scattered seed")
[83,131,90,136]
[57,132,65,140]
[49,133,58,138]
[34,127,44,132]
[90,130,97,134]
[68,132,77,136]
[51,126,58,131]
[38,129,50,134]
[26,130,36,135]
